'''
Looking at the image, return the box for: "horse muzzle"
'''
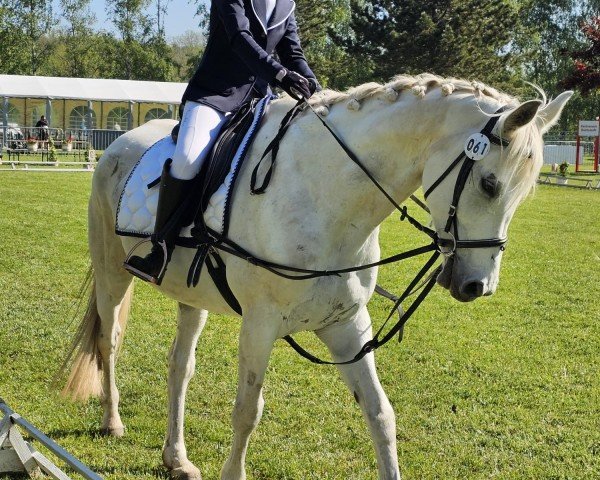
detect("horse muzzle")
[436,255,495,302]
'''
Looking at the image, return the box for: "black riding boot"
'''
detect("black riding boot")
[123,159,192,285]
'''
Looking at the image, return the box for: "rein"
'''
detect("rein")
[197,99,511,365]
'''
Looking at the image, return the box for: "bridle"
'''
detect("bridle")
[423,106,510,256]
[191,99,513,365]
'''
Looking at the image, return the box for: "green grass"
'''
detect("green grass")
[0,173,598,479]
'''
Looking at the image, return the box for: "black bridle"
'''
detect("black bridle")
[423,107,510,255]
[193,100,512,365]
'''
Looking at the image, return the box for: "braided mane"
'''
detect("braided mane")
[307,73,517,112]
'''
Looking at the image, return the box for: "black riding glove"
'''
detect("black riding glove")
[277,69,311,100]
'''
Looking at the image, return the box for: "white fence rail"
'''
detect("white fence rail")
[542,141,593,165]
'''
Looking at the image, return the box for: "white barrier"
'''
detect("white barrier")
[0,399,102,479]
[543,142,590,165]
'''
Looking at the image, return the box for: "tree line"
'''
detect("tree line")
[0,0,598,131]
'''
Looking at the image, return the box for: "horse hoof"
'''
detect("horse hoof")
[171,465,202,480]
[100,426,125,437]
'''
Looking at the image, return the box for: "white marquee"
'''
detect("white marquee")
[0,75,187,104]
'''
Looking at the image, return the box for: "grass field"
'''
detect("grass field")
[0,172,598,479]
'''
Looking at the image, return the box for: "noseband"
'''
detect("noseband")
[423,107,510,256]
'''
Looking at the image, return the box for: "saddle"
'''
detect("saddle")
[117,96,272,313]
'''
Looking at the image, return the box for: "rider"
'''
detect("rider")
[124,0,320,285]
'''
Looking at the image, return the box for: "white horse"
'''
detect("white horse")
[62,74,571,479]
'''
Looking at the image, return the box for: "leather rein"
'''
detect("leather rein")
[202,99,511,365]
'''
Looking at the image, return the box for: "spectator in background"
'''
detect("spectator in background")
[35,115,49,140]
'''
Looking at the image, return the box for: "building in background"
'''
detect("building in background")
[0,75,186,149]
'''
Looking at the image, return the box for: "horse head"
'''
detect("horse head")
[422,91,572,302]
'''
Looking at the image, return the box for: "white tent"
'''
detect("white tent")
[1,75,187,132]
[0,75,186,103]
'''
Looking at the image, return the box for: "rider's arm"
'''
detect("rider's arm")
[214,0,284,83]
[275,13,316,82]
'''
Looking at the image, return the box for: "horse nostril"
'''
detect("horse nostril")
[462,281,484,298]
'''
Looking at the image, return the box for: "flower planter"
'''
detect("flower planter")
[556,176,568,185]
[62,143,73,152]
[27,143,38,152]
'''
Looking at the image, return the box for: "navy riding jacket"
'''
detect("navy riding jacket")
[181,0,316,112]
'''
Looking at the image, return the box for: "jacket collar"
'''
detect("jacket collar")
[268,0,295,30]
[250,0,296,34]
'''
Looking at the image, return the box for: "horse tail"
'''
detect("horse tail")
[59,266,133,401]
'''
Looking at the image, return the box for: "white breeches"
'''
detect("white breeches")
[171,101,229,180]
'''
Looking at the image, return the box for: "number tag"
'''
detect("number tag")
[464,133,491,161]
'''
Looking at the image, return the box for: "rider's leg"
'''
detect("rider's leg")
[123,102,228,284]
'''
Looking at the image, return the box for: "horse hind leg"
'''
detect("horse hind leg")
[61,182,135,437]
[60,267,133,438]
[162,304,208,480]
[95,275,134,436]
[316,307,401,480]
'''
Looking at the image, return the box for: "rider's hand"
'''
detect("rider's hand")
[276,69,311,100]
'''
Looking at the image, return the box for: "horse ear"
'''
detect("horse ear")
[536,91,574,133]
[501,100,543,136]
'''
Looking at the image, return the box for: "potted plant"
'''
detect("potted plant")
[557,161,569,185]
[48,137,58,166]
[62,136,73,152]
[26,138,38,152]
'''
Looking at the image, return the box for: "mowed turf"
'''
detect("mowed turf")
[0,172,598,479]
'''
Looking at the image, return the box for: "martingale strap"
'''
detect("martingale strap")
[283,252,441,365]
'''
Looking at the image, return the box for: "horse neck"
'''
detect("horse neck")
[306,93,468,232]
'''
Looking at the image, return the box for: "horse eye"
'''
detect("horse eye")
[481,174,500,198]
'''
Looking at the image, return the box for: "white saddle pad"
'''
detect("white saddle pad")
[116,96,271,238]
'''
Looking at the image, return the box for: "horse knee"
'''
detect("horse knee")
[169,346,196,380]
[365,399,396,438]
[231,391,264,434]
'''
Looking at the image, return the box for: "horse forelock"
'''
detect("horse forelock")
[497,120,544,205]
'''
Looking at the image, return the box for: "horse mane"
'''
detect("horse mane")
[308,73,517,111]
[299,73,544,202]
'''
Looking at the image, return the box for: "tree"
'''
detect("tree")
[6,0,56,75]
[509,1,599,131]
[561,16,600,94]
[51,0,99,77]
[345,0,522,87]
[170,30,206,81]
[0,0,28,74]
[105,0,178,80]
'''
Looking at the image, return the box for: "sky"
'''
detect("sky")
[73,0,203,40]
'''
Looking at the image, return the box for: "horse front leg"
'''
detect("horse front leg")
[221,310,278,480]
[316,307,401,480]
[163,304,208,480]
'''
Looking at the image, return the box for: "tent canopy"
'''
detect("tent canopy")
[0,75,187,104]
